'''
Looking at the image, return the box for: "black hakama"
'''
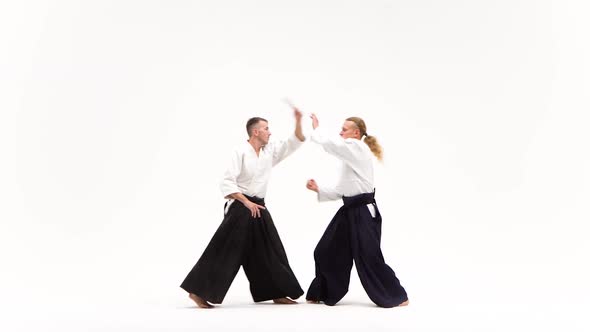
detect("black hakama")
[306,191,408,307]
[180,195,303,303]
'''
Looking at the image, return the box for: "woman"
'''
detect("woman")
[305,113,409,308]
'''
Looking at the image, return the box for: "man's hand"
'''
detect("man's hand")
[310,113,319,129]
[294,108,303,121]
[306,179,319,193]
[227,192,267,219]
[293,107,305,142]
[244,200,266,218]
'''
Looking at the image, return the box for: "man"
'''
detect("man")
[305,113,409,308]
[180,109,305,308]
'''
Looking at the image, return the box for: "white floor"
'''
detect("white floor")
[2,266,588,332]
[3,297,587,332]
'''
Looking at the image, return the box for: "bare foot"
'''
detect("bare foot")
[397,300,409,307]
[189,293,214,308]
[306,300,321,304]
[273,297,297,304]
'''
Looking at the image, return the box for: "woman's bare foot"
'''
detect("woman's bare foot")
[273,297,297,304]
[189,293,214,308]
[397,300,409,307]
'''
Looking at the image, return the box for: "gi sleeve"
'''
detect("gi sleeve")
[317,185,342,202]
[271,133,305,166]
[220,148,242,198]
[310,129,364,167]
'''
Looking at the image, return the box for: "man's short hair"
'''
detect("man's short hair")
[246,117,268,137]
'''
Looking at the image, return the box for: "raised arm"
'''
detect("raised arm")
[271,108,306,166]
[309,113,365,167]
[294,108,305,142]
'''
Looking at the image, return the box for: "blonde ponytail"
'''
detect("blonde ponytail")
[346,116,383,161]
[363,134,383,161]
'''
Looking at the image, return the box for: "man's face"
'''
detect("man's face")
[254,121,271,144]
[340,121,360,139]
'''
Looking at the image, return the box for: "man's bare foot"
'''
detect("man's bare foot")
[189,293,214,308]
[306,300,321,304]
[397,300,409,307]
[273,297,297,304]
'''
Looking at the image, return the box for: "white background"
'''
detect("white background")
[1,1,589,331]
